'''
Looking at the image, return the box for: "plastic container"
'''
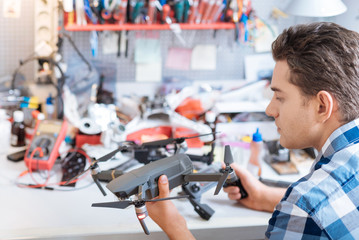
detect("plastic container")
[11,110,26,147]
[247,128,263,177]
[0,109,11,154]
[45,94,55,119]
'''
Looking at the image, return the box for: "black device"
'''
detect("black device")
[7,149,26,162]
[61,151,87,187]
[263,140,298,175]
[180,163,221,220]
[91,145,243,235]
[65,145,130,195]
[134,132,215,164]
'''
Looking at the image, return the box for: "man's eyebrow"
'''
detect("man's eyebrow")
[270,87,282,92]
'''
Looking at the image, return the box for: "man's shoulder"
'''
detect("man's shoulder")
[281,152,359,232]
[286,154,359,213]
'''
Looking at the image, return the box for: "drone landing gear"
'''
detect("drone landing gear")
[189,197,215,220]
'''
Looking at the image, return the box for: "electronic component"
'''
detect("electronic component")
[24,119,68,170]
[61,151,87,187]
[7,149,26,162]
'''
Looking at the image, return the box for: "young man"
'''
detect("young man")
[146,22,359,239]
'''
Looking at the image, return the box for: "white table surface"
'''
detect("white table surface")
[0,147,307,240]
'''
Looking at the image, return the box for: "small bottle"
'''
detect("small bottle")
[45,94,55,119]
[0,109,11,154]
[11,110,26,147]
[247,128,263,177]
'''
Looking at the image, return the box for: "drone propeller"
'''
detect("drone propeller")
[64,146,128,192]
[92,195,189,209]
[141,132,217,147]
[214,145,234,195]
[214,145,249,198]
[93,195,189,235]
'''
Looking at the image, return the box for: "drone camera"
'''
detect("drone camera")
[114,191,128,199]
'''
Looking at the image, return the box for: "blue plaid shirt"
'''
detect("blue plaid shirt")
[265,119,359,239]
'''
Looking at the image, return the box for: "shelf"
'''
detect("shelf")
[64,22,235,31]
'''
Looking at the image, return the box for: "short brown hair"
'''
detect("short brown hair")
[272,22,359,122]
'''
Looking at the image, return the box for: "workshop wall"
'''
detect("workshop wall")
[0,0,35,85]
[1,0,359,89]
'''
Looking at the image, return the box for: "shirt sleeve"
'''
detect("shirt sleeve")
[265,200,328,239]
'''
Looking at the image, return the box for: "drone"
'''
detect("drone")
[65,132,216,195]
[91,145,248,235]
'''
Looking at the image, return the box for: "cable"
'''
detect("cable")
[59,33,92,73]
[15,148,92,190]
[11,54,66,119]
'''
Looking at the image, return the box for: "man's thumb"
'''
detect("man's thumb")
[158,175,170,198]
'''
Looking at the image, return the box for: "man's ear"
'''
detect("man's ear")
[316,90,335,122]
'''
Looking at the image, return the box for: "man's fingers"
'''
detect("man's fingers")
[158,175,170,198]
[223,186,240,194]
[228,192,242,200]
[231,163,251,179]
[223,186,242,200]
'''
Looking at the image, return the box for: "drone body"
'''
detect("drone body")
[107,153,194,199]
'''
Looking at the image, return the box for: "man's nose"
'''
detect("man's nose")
[265,100,277,118]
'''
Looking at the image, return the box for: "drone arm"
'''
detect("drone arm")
[187,154,212,165]
[139,218,150,235]
[184,173,222,182]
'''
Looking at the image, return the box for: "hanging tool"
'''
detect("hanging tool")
[174,0,185,23]
[201,0,215,23]
[132,0,145,23]
[113,0,128,24]
[195,0,208,23]
[230,0,242,41]
[183,0,191,23]
[188,0,199,23]
[161,3,171,23]
[113,0,128,57]
[84,0,98,24]
[210,0,225,23]
[146,0,157,24]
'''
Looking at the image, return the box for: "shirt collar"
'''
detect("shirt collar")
[311,118,359,170]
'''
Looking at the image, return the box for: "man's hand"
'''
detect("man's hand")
[146,175,195,240]
[223,163,286,212]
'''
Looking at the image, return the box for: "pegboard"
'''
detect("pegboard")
[60,0,300,85]
[62,29,249,82]
[0,0,35,83]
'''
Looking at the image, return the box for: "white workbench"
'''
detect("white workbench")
[0,147,306,240]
